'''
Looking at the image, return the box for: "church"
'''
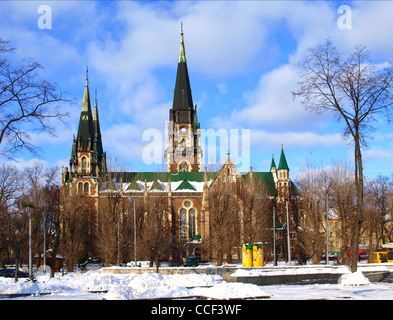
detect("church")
[60,27,299,265]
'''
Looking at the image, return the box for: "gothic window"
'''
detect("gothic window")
[180,127,187,134]
[78,182,83,193]
[84,182,89,193]
[180,208,187,239]
[189,208,195,239]
[179,161,189,172]
[81,157,87,169]
[179,200,197,241]
[179,137,186,146]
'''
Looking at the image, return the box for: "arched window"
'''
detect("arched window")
[180,208,187,239]
[78,182,83,193]
[179,161,189,172]
[179,200,197,241]
[84,182,89,193]
[81,156,87,169]
[189,208,195,239]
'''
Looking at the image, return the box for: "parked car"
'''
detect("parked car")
[0,268,29,278]
[183,255,198,267]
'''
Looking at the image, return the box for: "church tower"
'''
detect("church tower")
[165,24,202,172]
[62,68,106,191]
[277,145,291,203]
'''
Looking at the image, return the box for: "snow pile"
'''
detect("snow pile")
[339,270,370,286]
[190,282,270,299]
[104,273,190,300]
[1,280,40,295]
[165,273,222,287]
[231,265,350,277]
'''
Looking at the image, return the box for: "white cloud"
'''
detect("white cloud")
[250,129,344,150]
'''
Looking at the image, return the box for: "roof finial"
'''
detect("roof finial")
[95,88,97,103]
[178,22,187,63]
[86,66,89,83]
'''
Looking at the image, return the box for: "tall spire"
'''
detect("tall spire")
[172,22,193,110]
[76,67,95,152]
[278,145,289,171]
[270,153,276,171]
[178,21,187,63]
[82,66,91,112]
[93,88,104,163]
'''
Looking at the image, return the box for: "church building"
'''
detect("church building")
[61,27,299,265]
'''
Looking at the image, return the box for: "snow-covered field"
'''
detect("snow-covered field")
[1,264,393,300]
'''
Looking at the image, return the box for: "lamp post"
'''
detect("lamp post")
[286,201,291,265]
[29,208,32,279]
[128,196,137,267]
[43,212,46,273]
[326,195,329,265]
[273,206,277,266]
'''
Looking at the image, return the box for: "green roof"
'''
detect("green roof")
[278,147,289,170]
[105,179,117,191]
[107,170,278,196]
[242,172,277,196]
[111,171,216,183]
[150,179,164,191]
[270,154,276,170]
[126,180,141,191]
[176,179,197,191]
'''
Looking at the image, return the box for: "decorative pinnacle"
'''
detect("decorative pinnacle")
[178,22,187,63]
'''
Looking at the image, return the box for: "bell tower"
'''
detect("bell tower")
[165,24,202,172]
[62,67,106,191]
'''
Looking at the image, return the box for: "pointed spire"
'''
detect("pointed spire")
[82,66,91,112]
[70,135,76,161]
[278,145,289,171]
[270,153,276,171]
[178,21,187,63]
[92,89,104,163]
[76,67,95,152]
[172,22,193,110]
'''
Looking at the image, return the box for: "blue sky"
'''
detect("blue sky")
[1,1,393,180]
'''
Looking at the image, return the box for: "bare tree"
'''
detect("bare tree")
[296,164,329,264]
[139,192,172,272]
[294,40,393,272]
[240,174,274,246]
[201,179,240,266]
[363,175,393,254]
[329,162,357,265]
[95,184,130,267]
[59,188,88,272]
[0,164,25,281]
[0,38,70,158]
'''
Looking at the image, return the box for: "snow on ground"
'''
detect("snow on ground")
[0,264,393,300]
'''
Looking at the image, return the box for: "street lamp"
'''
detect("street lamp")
[326,195,329,265]
[29,208,32,279]
[273,206,277,266]
[128,196,137,267]
[22,203,35,280]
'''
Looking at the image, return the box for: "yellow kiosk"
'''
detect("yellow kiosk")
[242,244,253,267]
[252,243,264,267]
[242,242,267,267]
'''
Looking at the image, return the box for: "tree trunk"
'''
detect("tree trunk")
[350,135,364,272]
[14,254,19,283]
